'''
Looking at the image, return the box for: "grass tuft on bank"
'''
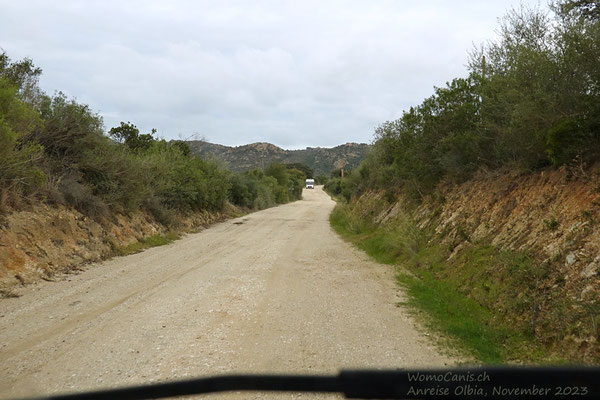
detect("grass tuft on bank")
[112,232,181,257]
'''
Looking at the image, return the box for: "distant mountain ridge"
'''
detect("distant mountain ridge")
[186,141,371,177]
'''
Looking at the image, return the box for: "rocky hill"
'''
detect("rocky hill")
[185,141,370,177]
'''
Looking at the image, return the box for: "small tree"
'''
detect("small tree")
[108,121,156,151]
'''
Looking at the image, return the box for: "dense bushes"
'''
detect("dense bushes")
[353,1,600,200]
[324,165,370,202]
[0,53,302,220]
[0,77,45,201]
[228,164,305,209]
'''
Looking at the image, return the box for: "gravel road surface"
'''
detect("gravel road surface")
[0,186,455,399]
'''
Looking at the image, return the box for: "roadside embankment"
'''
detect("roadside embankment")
[330,167,600,363]
[0,204,239,296]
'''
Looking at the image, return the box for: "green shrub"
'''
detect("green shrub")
[0,77,45,200]
[227,166,303,210]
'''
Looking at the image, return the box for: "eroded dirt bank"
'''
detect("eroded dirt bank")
[0,187,454,399]
[0,204,233,295]
[353,168,600,361]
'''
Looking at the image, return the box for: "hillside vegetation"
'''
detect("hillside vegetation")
[0,53,305,220]
[186,140,369,177]
[0,52,307,291]
[328,1,600,363]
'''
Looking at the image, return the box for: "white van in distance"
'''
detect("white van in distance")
[305,179,315,189]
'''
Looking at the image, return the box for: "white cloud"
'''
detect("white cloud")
[0,0,547,148]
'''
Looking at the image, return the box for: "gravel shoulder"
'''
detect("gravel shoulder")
[0,186,455,399]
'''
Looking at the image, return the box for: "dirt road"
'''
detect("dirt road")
[0,186,454,399]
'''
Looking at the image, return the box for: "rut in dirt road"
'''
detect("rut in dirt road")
[0,186,455,399]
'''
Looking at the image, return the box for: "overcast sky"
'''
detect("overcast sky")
[1,0,547,149]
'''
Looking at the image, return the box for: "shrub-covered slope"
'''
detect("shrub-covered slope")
[0,52,306,291]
